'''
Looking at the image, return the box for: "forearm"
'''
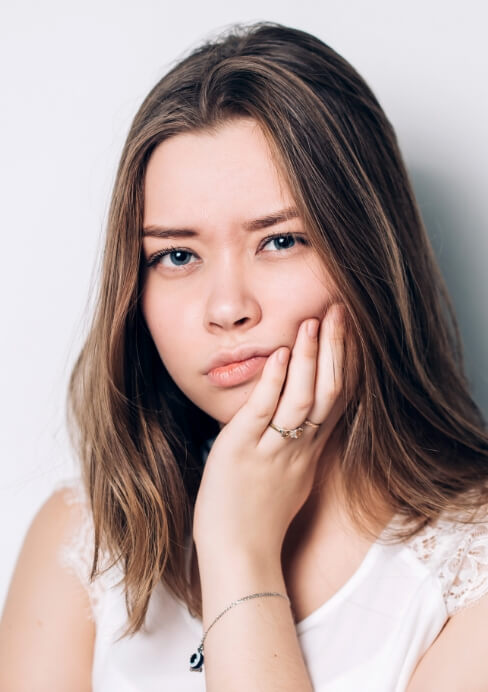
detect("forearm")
[196,550,313,692]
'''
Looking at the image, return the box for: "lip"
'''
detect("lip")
[204,345,274,374]
[207,356,268,387]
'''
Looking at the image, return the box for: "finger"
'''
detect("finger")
[342,322,361,406]
[264,317,319,435]
[307,303,345,427]
[228,346,291,444]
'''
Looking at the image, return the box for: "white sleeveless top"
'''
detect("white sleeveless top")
[57,477,488,692]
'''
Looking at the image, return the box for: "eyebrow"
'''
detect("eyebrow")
[142,206,300,239]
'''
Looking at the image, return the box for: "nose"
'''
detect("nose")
[204,259,262,333]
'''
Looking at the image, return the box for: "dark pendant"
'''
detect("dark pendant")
[189,648,204,672]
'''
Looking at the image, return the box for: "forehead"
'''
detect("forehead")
[143,118,293,229]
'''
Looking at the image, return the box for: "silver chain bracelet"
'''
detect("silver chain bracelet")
[189,591,291,672]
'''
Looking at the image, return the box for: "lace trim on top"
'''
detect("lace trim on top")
[55,477,118,622]
[406,512,488,616]
[55,473,488,622]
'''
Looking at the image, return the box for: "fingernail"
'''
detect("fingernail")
[307,319,319,339]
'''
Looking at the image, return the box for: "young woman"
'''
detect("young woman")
[1,22,487,691]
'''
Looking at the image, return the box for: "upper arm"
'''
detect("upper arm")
[407,594,488,691]
[0,488,95,692]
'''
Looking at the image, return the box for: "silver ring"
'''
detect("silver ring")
[268,422,304,439]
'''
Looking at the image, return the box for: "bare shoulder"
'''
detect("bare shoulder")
[407,592,488,690]
[407,506,488,691]
[0,487,95,691]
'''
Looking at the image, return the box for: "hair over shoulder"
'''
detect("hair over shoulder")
[67,21,488,636]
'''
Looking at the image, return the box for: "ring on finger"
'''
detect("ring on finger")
[268,422,305,440]
[268,418,322,440]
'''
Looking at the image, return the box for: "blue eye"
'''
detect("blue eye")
[261,233,302,251]
[146,247,197,268]
[144,233,309,271]
[164,249,194,266]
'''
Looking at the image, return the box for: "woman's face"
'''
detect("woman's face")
[141,117,337,425]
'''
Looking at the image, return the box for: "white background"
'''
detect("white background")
[1,0,487,612]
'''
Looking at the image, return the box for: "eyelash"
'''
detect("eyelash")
[144,232,309,270]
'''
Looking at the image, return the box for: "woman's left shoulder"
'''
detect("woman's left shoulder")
[405,503,488,616]
[405,505,488,690]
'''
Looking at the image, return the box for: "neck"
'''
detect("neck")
[281,424,393,567]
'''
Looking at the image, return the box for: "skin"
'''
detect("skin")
[0,118,361,692]
[141,117,339,427]
[141,116,350,558]
[1,118,487,692]
[141,117,352,688]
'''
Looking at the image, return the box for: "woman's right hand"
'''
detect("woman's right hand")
[192,303,351,564]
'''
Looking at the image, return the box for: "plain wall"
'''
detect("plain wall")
[1,0,487,612]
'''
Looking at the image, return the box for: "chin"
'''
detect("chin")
[198,383,257,427]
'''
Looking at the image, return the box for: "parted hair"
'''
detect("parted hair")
[67,21,488,636]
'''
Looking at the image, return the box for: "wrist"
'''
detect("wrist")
[196,543,282,576]
[196,549,286,620]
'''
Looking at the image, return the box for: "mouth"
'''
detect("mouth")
[205,344,274,373]
[206,355,268,387]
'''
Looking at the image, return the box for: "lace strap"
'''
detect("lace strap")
[441,522,488,615]
[407,515,488,616]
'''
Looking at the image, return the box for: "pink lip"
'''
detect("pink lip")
[204,345,274,374]
[207,356,268,387]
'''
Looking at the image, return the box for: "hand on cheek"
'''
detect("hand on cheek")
[192,303,349,563]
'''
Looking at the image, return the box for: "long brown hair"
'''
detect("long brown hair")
[67,21,488,636]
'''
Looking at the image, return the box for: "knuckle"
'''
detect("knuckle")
[304,341,318,357]
[254,405,274,422]
[295,397,313,414]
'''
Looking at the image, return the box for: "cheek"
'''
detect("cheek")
[141,284,161,344]
[141,284,189,362]
[273,265,334,320]
[141,285,178,357]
